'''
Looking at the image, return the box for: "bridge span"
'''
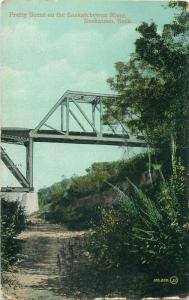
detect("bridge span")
[1,90,146,192]
[1,127,145,146]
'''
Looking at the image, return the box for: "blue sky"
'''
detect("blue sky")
[1,0,176,190]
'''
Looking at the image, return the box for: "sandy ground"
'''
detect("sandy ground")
[2,217,90,300]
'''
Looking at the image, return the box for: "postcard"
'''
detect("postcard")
[1,1,189,299]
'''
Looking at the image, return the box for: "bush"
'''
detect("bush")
[88,170,189,294]
[64,204,108,230]
[1,198,26,271]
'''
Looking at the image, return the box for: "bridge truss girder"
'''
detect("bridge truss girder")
[33,90,129,137]
[1,90,146,192]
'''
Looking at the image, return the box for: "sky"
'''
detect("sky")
[1,0,177,190]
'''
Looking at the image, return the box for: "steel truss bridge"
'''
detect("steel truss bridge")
[1,90,146,192]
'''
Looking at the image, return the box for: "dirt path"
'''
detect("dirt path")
[3,217,187,300]
[2,217,92,300]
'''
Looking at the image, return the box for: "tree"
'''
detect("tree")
[103,1,189,204]
[104,1,189,159]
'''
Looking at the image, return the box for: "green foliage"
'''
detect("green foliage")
[69,166,111,197]
[1,198,26,271]
[89,173,189,280]
[62,204,107,230]
[38,152,159,229]
[91,3,189,294]
[104,3,189,152]
[38,179,71,209]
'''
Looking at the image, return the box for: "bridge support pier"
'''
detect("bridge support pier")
[21,192,39,215]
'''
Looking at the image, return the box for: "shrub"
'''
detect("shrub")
[1,198,26,271]
[88,171,189,293]
[64,204,107,230]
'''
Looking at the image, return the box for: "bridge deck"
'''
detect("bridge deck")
[1,127,146,147]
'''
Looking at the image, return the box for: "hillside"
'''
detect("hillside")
[38,151,160,229]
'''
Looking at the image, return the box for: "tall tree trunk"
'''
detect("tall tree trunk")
[186,115,189,208]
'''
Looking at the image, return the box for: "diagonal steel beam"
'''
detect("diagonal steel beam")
[34,91,68,132]
[96,104,129,136]
[96,106,116,134]
[72,98,98,133]
[69,108,86,132]
[1,146,29,188]
[119,121,129,135]
[44,123,65,135]
[61,103,64,131]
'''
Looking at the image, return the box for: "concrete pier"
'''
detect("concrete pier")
[0,192,39,215]
[21,192,39,215]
